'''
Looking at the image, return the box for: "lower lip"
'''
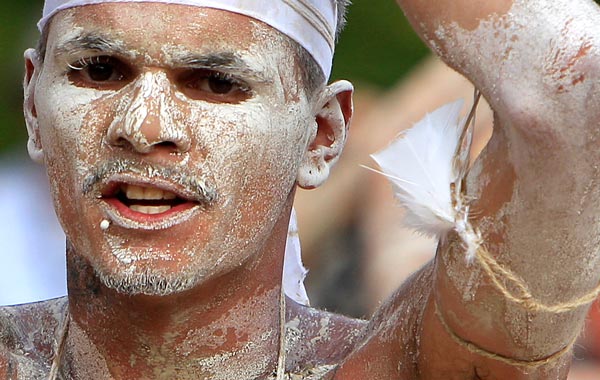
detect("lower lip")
[102,198,199,229]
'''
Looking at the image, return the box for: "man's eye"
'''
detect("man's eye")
[68,56,131,87]
[87,62,117,82]
[179,69,251,102]
[206,76,235,94]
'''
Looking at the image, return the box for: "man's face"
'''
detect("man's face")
[32,3,315,295]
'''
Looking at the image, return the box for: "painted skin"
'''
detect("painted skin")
[13,4,359,379]
[2,0,600,379]
[30,5,316,295]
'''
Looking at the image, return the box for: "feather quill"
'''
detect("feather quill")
[370,95,481,261]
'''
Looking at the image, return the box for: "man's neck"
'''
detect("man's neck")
[60,209,291,380]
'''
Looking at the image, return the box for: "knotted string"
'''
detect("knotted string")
[435,87,599,367]
[438,196,600,367]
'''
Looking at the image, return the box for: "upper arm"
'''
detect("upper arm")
[393,1,600,378]
[347,2,600,379]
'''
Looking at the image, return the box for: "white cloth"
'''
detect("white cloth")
[38,0,337,78]
[0,158,309,306]
[283,208,310,305]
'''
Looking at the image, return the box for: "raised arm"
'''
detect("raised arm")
[397,0,600,378]
[334,1,600,379]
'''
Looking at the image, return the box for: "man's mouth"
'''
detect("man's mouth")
[115,184,185,215]
[99,181,202,229]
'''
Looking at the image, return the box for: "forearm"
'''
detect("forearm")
[425,127,587,378]
[397,0,600,376]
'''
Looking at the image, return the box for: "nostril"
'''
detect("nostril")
[113,137,130,147]
[108,136,184,153]
[155,141,179,150]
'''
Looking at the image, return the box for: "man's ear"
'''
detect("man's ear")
[23,48,44,164]
[297,80,354,189]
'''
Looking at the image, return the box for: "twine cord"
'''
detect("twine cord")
[454,215,600,314]
[48,309,70,380]
[440,197,600,367]
[434,301,577,368]
[276,285,287,380]
[434,86,599,366]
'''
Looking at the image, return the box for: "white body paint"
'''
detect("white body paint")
[39,0,338,78]
[22,4,355,377]
[32,6,316,296]
[426,0,600,360]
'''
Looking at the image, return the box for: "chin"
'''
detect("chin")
[86,242,244,296]
[94,265,203,296]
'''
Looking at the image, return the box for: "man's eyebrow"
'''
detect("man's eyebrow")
[53,35,273,84]
[175,52,273,84]
[54,33,133,59]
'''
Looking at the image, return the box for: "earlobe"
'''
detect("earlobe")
[23,48,44,164]
[297,80,354,189]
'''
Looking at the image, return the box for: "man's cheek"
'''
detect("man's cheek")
[45,160,81,239]
[37,73,113,135]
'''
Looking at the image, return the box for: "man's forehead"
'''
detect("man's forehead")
[48,4,268,52]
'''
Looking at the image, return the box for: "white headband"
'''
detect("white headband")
[38,0,337,78]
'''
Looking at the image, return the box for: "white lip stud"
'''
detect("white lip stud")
[100,219,111,230]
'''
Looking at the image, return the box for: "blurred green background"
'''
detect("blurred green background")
[0,0,428,154]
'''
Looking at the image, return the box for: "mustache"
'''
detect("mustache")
[82,159,218,204]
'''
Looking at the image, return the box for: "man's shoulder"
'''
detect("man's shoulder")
[285,299,366,374]
[0,297,68,378]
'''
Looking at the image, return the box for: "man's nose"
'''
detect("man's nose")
[106,71,191,154]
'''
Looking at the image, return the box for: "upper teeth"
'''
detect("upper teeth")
[123,184,177,200]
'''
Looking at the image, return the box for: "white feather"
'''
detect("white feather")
[371,100,467,237]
